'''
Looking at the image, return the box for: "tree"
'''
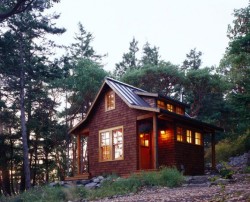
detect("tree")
[140,42,160,66]
[0,0,60,22]
[63,59,108,122]
[219,4,250,136]
[70,22,103,62]
[182,48,202,70]
[122,62,185,97]
[0,6,65,190]
[114,38,139,78]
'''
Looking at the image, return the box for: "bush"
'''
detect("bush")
[2,168,184,201]
[217,162,234,179]
[205,133,250,163]
[158,167,185,188]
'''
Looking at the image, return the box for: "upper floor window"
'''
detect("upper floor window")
[99,126,123,161]
[176,127,184,142]
[167,104,174,112]
[105,91,115,111]
[157,100,165,109]
[186,130,192,143]
[195,132,202,145]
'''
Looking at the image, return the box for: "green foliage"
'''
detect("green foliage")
[114,37,140,78]
[2,168,184,201]
[122,62,185,97]
[244,166,250,173]
[182,48,202,70]
[218,162,234,179]
[205,133,250,163]
[158,167,185,188]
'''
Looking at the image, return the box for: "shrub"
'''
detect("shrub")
[158,167,184,188]
[205,133,250,163]
[217,162,234,179]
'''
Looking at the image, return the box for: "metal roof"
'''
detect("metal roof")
[106,77,151,108]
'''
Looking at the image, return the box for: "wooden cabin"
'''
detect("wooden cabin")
[68,77,222,179]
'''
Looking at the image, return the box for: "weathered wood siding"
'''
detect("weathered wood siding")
[85,87,147,177]
[175,142,204,175]
[158,127,176,167]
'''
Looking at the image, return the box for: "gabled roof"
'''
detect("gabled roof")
[69,77,160,134]
[69,77,223,134]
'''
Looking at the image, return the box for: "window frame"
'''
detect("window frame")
[195,132,202,146]
[99,126,124,162]
[176,127,185,142]
[186,129,192,143]
[105,90,115,111]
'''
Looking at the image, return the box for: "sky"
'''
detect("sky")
[50,0,249,71]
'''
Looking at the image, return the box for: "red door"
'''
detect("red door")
[139,133,152,169]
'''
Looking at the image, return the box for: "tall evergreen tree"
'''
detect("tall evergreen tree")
[114,37,139,78]
[219,4,250,136]
[182,48,202,70]
[140,42,160,66]
[0,4,65,190]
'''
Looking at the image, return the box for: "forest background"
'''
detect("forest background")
[0,0,249,196]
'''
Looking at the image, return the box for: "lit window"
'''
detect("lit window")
[176,106,184,115]
[176,127,184,142]
[186,130,192,143]
[195,132,202,145]
[140,133,150,147]
[167,104,174,112]
[106,91,115,111]
[99,126,123,161]
[157,100,165,109]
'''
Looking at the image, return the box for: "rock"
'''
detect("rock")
[85,182,97,189]
[81,180,91,185]
[97,176,104,181]
[49,182,58,187]
[92,177,100,183]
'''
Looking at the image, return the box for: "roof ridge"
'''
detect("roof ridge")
[105,77,147,92]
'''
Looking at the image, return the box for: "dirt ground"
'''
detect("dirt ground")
[95,174,250,202]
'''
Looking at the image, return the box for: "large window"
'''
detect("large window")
[105,91,115,111]
[99,126,123,161]
[176,127,184,142]
[195,132,202,145]
[186,130,192,143]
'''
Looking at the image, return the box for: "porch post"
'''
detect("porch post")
[153,113,158,169]
[77,135,81,175]
[211,132,216,170]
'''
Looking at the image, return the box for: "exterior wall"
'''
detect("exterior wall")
[175,142,204,175]
[158,126,176,167]
[157,120,204,175]
[86,87,147,177]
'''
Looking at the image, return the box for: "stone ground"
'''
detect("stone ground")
[93,174,250,202]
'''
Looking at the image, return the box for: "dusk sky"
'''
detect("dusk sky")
[50,0,249,71]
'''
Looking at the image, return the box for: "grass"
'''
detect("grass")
[1,167,184,202]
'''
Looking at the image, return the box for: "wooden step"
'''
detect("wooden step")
[64,173,90,181]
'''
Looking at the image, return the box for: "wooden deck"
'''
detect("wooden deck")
[64,173,90,181]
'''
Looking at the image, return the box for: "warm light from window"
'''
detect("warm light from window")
[186,130,192,143]
[160,130,165,135]
[195,132,202,145]
[145,140,149,147]
[177,127,183,142]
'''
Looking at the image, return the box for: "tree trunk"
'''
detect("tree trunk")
[19,39,31,190]
[2,164,11,196]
